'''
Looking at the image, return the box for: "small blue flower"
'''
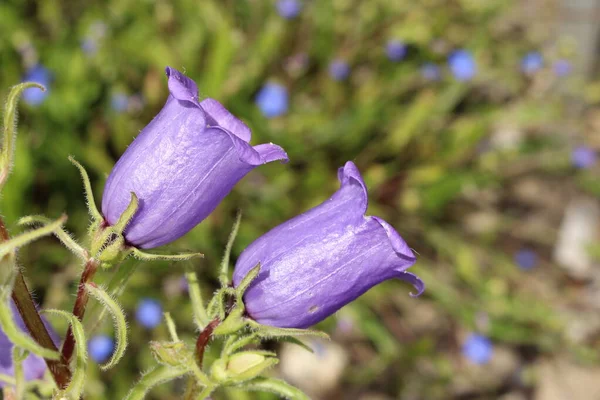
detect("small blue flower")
[256,83,289,118]
[276,0,302,19]
[421,63,441,81]
[514,249,538,270]
[462,333,493,365]
[554,59,572,77]
[448,50,476,81]
[22,65,51,106]
[571,146,597,169]
[386,40,407,62]
[110,93,129,112]
[135,298,163,329]
[328,59,350,81]
[88,335,114,363]
[521,52,543,74]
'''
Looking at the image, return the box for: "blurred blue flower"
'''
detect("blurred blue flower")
[256,83,289,118]
[88,335,114,363]
[22,65,50,106]
[553,59,572,77]
[514,249,538,270]
[448,50,476,81]
[276,0,302,19]
[110,93,129,112]
[521,52,543,74]
[328,59,350,81]
[571,146,597,169]
[421,63,441,81]
[81,37,98,55]
[462,333,493,365]
[135,298,163,329]
[386,39,407,62]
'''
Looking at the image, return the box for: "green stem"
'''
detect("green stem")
[185,268,209,329]
[125,366,187,400]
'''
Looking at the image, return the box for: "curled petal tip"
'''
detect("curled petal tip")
[165,66,200,105]
[399,271,425,297]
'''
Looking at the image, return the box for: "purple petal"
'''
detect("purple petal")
[165,67,200,106]
[201,98,251,142]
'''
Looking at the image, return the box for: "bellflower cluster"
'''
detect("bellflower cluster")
[448,49,476,81]
[101,67,288,248]
[0,301,59,387]
[22,65,51,106]
[232,161,423,328]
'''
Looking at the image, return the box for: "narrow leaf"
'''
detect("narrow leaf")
[124,366,188,400]
[18,215,87,260]
[184,265,209,329]
[235,264,260,297]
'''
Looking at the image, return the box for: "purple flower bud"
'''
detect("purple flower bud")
[386,39,407,62]
[22,65,51,106]
[514,249,538,270]
[521,52,543,74]
[421,63,441,81]
[255,83,289,118]
[553,59,572,77]
[276,0,302,19]
[232,161,423,329]
[101,67,288,249]
[88,335,114,363]
[328,59,350,81]
[135,298,162,329]
[571,146,596,169]
[462,333,493,364]
[448,49,476,81]
[0,300,59,387]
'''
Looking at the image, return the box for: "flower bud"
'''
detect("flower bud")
[233,161,423,328]
[102,67,288,248]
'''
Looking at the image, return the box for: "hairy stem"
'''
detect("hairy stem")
[195,318,220,368]
[60,258,99,368]
[2,218,72,389]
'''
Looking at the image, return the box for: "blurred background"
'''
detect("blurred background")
[1,0,599,399]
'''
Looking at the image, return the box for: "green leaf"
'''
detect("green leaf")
[84,283,128,370]
[242,377,310,400]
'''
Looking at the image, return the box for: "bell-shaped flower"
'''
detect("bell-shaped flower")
[0,300,59,387]
[232,161,423,329]
[102,67,288,249]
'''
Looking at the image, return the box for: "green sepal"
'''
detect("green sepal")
[241,377,310,400]
[18,215,88,261]
[131,247,203,262]
[212,305,247,336]
[212,351,278,385]
[112,192,139,234]
[235,264,260,299]
[222,333,260,356]
[124,366,189,400]
[0,215,67,259]
[219,210,242,287]
[1,82,46,191]
[68,156,102,222]
[247,320,329,340]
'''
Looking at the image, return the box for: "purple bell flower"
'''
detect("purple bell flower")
[521,52,543,74]
[571,146,596,169]
[232,161,423,329]
[22,65,51,106]
[448,49,476,81]
[0,300,59,387]
[276,0,302,19]
[386,39,407,62]
[255,83,289,118]
[462,333,493,365]
[328,59,350,81]
[101,67,288,249]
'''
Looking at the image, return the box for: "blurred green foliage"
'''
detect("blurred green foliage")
[1,0,598,399]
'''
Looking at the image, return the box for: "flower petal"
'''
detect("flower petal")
[200,98,251,142]
[394,271,425,297]
[371,216,416,262]
[337,161,368,215]
[165,66,200,107]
